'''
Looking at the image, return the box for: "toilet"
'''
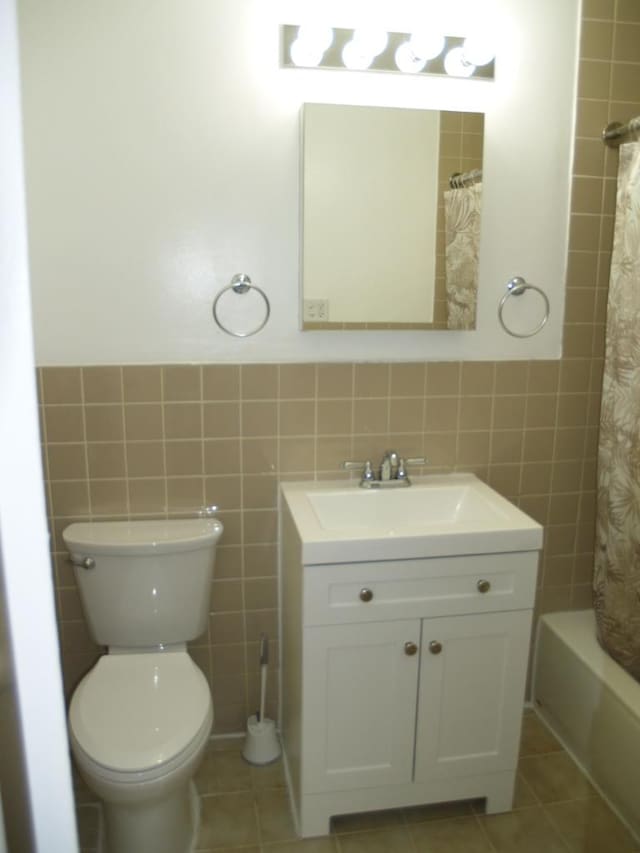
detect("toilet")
[63,518,223,853]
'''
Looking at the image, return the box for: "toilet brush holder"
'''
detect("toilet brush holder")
[242,633,281,765]
[242,714,281,765]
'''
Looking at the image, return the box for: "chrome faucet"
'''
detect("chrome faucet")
[379,450,399,481]
[342,452,427,488]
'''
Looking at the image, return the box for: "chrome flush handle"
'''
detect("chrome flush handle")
[69,555,96,570]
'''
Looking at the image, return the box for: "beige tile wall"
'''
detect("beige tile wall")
[38,0,640,734]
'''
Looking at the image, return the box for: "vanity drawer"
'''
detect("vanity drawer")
[303,551,538,626]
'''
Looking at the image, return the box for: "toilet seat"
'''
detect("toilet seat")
[69,651,212,781]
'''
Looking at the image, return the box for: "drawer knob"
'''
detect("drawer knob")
[477,579,491,594]
[429,640,443,655]
[404,641,418,656]
[359,588,374,603]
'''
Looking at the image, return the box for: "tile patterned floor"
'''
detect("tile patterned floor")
[76,710,640,852]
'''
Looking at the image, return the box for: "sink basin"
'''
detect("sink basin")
[281,474,543,563]
[307,481,514,531]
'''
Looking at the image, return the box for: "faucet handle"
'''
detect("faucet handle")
[342,459,376,483]
[405,456,427,466]
[397,457,428,481]
[342,460,367,470]
[361,460,375,481]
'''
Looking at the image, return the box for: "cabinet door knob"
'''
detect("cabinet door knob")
[359,588,374,603]
[428,640,443,655]
[404,641,418,656]
[477,579,491,593]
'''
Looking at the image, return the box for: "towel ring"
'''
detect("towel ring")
[498,277,550,338]
[212,273,271,337]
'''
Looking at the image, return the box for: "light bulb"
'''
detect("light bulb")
[290,38,324,68]
[297,25,334,54]
[342,39,374,70]
[409,31,445,61]
[462,35,495,66]
[394,41,428,74]
[444,46,476,78]
[352,27,389,58]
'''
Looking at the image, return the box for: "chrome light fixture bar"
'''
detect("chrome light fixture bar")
[281,25,495,80]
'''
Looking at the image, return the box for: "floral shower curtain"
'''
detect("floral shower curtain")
[594,141,640,680]
[443,183,482,330]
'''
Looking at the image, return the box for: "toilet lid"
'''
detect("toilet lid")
[69,652,211,773]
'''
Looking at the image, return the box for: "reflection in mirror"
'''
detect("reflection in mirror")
[300,104,484,331]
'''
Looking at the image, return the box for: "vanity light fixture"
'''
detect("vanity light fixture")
[444,46,477,78]
[289,25,335,68]
[281,25,495,80]
[462,34,496,67]
[395,31,447,74]
[342,27,389,70]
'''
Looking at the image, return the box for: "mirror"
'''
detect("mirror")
[300,104,484,331]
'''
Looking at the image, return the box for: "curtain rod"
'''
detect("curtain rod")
[449,169,482,189]
[602,115,640,146]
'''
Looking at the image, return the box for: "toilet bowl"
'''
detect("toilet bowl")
[63,519,223,853]
[69,652,212,853]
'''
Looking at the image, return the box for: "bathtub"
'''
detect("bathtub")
[533,609,640,840]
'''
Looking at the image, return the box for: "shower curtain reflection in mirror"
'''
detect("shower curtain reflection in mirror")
[444,182,482,330]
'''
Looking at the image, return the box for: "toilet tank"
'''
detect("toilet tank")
[62,519,223,648]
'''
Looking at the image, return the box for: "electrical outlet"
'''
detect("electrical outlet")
[303,299,329,322]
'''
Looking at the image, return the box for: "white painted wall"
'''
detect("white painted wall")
[0,0,79,848]
[19,0,579,365]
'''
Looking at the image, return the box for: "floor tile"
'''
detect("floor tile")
[196,745,253,794]
[519,711,563,757]
[511,772,539,808]
[480,805,569,852]
[76,711,640,852]
[196,848,260,853]
[264,839,338,852]
[255,787,298,844]
[198,791,260,849]
[409,815,493,852]
[519,752,596,803]
[545,798,639,852]
[336,826,415,853]
[250,759,287,790]
[195,847,262,853]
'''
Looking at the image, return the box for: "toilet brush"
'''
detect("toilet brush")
[242,633,281,765]
[257,633,268,723]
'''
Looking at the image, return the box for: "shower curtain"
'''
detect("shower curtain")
[594,141,640,680]
[443,183,482,330]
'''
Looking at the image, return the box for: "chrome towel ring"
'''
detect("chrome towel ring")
[212,273,271,337]
[498,276,550,338]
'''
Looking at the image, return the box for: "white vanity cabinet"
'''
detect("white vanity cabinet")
[280,499,540,838]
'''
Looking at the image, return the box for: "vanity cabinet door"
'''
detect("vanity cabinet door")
[303,619,421,793]
[414,610,531,783]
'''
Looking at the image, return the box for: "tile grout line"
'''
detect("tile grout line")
[471,810,500,853]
